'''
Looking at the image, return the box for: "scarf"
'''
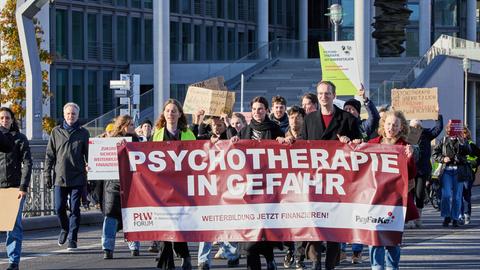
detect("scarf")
[63,120,80,133]
[249,117,278,132]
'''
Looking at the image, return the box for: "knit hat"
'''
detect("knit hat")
[140,119,153,127]
[343,99,361,115]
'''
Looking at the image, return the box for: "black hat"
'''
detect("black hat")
[343,99,361,115]
[140,119,152,126]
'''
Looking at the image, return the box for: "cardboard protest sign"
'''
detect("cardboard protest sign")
[0,188,21,231]
[87,137,132,180]
[406,126,423,145]
[318,41,360,96]
[449,119,463,137]
[183,78,235,116]
[190,76,227,90]
[391,88,438,120]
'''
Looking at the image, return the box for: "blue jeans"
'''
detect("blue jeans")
[440,169,463,221]
[102,216,139,251]
[198,242,238,265]
[340,243,364,253]
[5,196,25,265]
[461,179,473,216]
[369,245,400,270]
[55,185,83,242]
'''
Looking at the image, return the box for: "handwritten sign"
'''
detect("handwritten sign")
[190,76,227,90]
[183,86,235,116]
[449,119,463,137]
[391,88,438,120]
[87,137,132,180]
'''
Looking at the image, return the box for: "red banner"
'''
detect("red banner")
[117,140,409,246]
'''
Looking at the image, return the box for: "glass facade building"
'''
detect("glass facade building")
[48,0,479,121]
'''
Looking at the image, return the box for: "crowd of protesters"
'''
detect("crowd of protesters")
[2,79,478,270]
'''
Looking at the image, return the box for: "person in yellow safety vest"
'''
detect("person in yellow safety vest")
[461,127,480,225]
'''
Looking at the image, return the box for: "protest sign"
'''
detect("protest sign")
[0,188,21,231]
[87,137,132,180]
[190,76,227,91]
[118,140,409,246]
[183,87,235,117]
[449,119,463,137]
[406,126,423,145]
[391,88,438,120]
[318,41,360,96]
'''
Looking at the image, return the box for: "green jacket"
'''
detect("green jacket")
[152,127,196,141]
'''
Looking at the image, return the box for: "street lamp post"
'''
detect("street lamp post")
[326,4,343,41]
[463,57,471,126]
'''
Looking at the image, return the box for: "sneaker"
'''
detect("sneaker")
[148,241,159,253]
[352,252,363,264]
[58,230,68,246]
[6,263,19,270]
[181,257,192,270]
[131,249,140,256]
[67,240,77,251]
[442,217,451,227]
[198,262,210,270]
[465,214,471,225]
[452,220,459,227]
[283,250,294,268]
[266,260,277,270]
[339,250,347,262]
[295,260,306,270]
[214,248,225,259]
[227,257,240,267]
[103,249,113,260]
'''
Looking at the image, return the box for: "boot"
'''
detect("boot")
[414,208,423,228]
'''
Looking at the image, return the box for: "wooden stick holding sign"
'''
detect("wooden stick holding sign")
[391,88,439,120]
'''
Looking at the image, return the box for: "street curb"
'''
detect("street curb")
[22,211,103,231]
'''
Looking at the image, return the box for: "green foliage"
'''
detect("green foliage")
[0,0,53,130]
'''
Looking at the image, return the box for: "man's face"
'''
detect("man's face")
[272,102,286,119]
[317,83,335,108]
[211,118,226,135]
[252,102,267,122]
[288,113,304,131]
[344,105,359,118]
[64,106,79,125]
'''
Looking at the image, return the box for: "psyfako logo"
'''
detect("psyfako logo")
[133,212,154,227]
[355,211,395,225]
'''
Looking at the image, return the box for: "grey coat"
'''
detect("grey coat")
[44,125,90,187]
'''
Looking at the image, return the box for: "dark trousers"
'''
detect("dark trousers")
[296,241,339,270]
[156,242,190,269]
[54,185,83,242]
[414,175,429,209]
[462,179,474,216]
[244,241,276,270]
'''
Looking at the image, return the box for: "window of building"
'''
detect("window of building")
[72,11,84,60]
[194,25,201,60]
[117,16,128,61]
[341,0,354,27]
[88,70,98,118]
[182,0,191,14]
[217,26,225,59]
[238,0,247,21]
[144,0,152,9]
[248,0,256,22]
[87,14,98,60]
[434,0,458,26]
[194,0,202,15]
[206,25,213,60]
[269,0,275,24]
[102,15,113,61]
[103,71,114,112]
[182,23,192,61]
[131,17,142,61]
[276,0,284,25]
[205,0,214,17]
[131,0,141,8]
[227,0,236,20]
[216,0,224,18]
[72,70,85,117]
[238,31,246,57]
[171,21,180,61]
[56,69,68,118]
[116,0,126,7]
[55,9,68,59]
[145,18,153,61]
[408,3,419,23]
[227,27,235,60]
[248,29,256,53]
[406,29,419,56]
[171,0,179,13]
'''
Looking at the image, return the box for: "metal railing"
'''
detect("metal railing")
[373,35,480,106]
[83,39,308,134]
[23,162,54,217]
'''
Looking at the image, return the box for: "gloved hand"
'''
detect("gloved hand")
[45,175,53,189]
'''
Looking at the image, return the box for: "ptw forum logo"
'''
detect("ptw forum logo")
[133,212,154,227]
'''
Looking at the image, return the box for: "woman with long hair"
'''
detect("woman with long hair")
[366,110,418,270]
[0,107,32,270]
[152,99,195,270]
[102,115,141,259]
[432,120,472,227]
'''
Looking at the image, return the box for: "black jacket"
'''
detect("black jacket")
[416,115,443,176]
[238,120,284,140]
[0,130,32,191]
[0,131,13,153]
[44,124,90,187]
[300,105,361,141]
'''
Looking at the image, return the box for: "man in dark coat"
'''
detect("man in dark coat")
[299,81,362,270]
[44,102,90,251]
